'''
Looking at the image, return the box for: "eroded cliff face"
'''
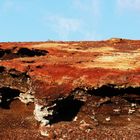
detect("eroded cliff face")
[0,39,140,139]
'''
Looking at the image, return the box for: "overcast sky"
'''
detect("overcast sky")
[0,0,140,42]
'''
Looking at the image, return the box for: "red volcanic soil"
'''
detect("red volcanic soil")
[0,39,140,139]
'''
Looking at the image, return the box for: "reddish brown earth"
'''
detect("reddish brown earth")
[0,38,140,140]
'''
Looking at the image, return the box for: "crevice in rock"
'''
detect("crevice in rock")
[0,87,20,109]
[34,96,84,126]
[17,48,48,57]
[0,47,48,60]
[0,68,31,92]
[49,96,84,124]
[88,85,140,97]
[0,68,34,107]
[0,49,11,58]
[35,85,140,128]
[71,85,140,103]
[87,85,140,104]
[0,66,5,73]
[0,86,34,109]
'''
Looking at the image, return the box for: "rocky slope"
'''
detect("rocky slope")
[0,39,140,139]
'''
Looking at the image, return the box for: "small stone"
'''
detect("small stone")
[131,103,137,108]
[128,109,135,114]
[73,116,78,121]
[105,117,111,122]
[113,108,121,113]
[128,118,131,121]
[79,120,90,130]
[40,129,49,137]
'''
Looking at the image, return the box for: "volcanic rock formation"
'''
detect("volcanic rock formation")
[0,39,140,139]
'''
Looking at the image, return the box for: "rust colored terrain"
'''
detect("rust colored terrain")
[0,39,140,139]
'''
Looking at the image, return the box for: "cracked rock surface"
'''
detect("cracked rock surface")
[0,39,140,139]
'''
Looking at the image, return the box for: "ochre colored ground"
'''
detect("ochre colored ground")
[0,39,140,139]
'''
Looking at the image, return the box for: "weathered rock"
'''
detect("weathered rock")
[0,39,140,139]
